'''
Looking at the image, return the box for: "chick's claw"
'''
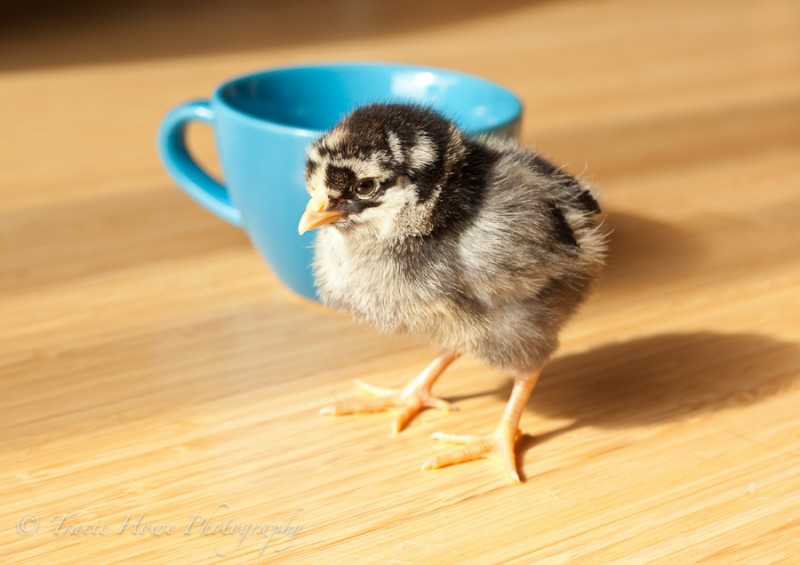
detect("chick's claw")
[318,395,399,416]
[319,378,456,434]
[319,351,460,433]
[353,379,397,398]
[422,426,523,483]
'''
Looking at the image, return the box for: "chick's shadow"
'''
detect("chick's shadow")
[595,211,704,290]
[489,332,800,453]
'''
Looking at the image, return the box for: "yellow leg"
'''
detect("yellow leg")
[320,350,460,434]
[422,366,543,482]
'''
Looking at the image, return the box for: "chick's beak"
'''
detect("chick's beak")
[298,196,344,235]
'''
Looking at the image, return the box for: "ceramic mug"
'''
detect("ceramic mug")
[158,62,523,301]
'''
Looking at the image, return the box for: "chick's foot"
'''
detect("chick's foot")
[319,350,459,434]
[422,367,543,483]
[422,425,522,481]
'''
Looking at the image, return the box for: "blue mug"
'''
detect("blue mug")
[158,62,523,301]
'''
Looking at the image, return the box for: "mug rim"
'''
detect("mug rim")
[211,61,523,137]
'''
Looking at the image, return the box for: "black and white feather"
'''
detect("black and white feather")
[305,103,606,373]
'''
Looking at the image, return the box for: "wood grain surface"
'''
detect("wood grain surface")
[2,0,799,562]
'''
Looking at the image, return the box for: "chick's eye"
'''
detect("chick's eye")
[353,178,377,197]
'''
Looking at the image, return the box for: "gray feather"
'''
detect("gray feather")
[309,104,607,373]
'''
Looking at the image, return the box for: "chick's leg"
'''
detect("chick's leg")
[320,350,459,434]
[422,366,543,482]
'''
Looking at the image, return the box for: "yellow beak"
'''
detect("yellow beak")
[298,197,344,235]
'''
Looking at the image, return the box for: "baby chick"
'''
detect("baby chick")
[299,103,605,481]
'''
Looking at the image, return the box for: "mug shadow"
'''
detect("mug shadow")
[490,332,800,479]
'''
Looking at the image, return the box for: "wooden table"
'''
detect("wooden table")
[2,0,799,562]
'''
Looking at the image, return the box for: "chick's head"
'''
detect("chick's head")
[299,104,459,241]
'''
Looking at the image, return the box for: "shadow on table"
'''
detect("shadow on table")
[597,211,705,289]
[0,0,536,71]
[509,332,800,470]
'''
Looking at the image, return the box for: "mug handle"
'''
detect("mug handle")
[158,100,243,227]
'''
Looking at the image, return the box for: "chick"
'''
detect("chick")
[299,104,605,481]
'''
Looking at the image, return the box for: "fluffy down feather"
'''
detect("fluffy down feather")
[308,104,606,373]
